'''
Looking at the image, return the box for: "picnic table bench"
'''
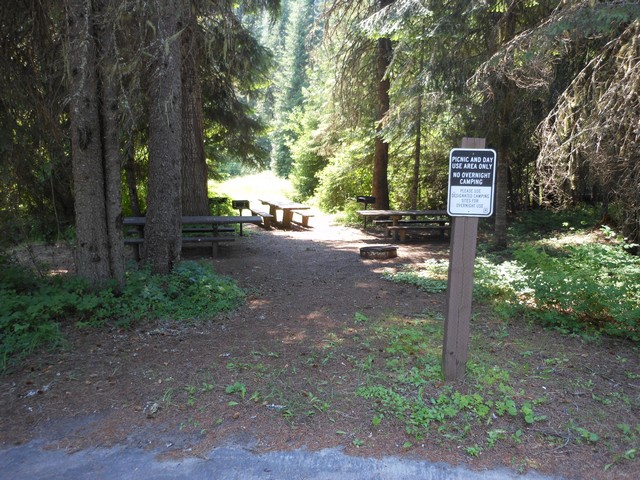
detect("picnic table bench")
[123,215,262,257]
[386,224,450,242]
[249,207,275,229]
[356,209,450,242]
[291,209,314,227]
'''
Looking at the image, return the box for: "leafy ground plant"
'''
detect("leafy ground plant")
[387,212,640,341]
[162,305,639,476]
[0,259,244,372]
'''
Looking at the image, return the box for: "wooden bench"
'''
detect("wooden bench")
[249,208,274,229]
[181,235,235,256]
[374,219,449,237]
[291,209,314,227]
[387,225,451,243]
[124,235,234,259]
[374,219,448,226]
[182,226,234,234]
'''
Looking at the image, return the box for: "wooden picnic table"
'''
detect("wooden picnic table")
[123,215,262,257]
[356,209,450,242]
[259,198,311,229]
[124,215,262,229]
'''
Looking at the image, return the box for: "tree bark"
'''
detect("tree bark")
[95,0,125,286]
[180,0,209,216]
[145,0,184,274]
[64,0,112,286]
[494,142,509,248]
[492,9,517,250]
[410,92,423,210]
[372,0,394,210]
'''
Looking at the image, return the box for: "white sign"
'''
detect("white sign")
[447,148,497,217]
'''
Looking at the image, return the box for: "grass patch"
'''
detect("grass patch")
[354,313,541,444]
[196,306,638,471]
[383,259,448,293]
[0,259,244,372]
[475,242,640,340]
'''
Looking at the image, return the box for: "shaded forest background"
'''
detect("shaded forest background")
[1,0,639,283]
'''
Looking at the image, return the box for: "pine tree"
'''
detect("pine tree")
[270,0,316,177]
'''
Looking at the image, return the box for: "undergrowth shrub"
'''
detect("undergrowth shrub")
[477,242,640,340]
[513,244,639,339]
[0,259,245,372]
[385,212,640,341]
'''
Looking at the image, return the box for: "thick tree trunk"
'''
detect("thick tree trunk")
[491,80,511,250]
[64,0,112,286]
[95,0,125,286]
[145,0,183,274]
[180,2,209,216]
[492,9,517,250]
[373,12,392,210]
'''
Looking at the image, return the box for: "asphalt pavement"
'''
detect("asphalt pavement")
[0,438,563,480]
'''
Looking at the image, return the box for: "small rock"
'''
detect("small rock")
[144,402,160,418]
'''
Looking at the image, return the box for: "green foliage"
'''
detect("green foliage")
[356,317,546,442]
[289,106,328,199]
[315,133,374,213]
[507,207,598,238]
[382,260,448,293]
[385,210,640,341]
[0,260,245,372]
[225,381,247,400]
[475,242,640,340]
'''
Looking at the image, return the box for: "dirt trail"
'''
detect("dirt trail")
[3,214,636,479]
[1,215,449,453]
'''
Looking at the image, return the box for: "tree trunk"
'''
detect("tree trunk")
[494,143,509,248]
[145,0,183,274]
[410,93,423,210]
[372,0,394,210]
[64,0,112,286]
[95,0,125,286]
[492,9,517,250]
[180,0,209,216]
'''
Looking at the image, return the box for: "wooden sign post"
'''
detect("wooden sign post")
[442,137,496,380]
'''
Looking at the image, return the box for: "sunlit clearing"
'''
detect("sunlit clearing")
[211,171,295,202]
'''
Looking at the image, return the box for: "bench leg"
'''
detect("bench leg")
[211,241,218,257]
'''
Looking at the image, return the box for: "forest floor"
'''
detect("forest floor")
[1,213,639,479]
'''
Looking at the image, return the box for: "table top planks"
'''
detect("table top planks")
[123,215,263,226]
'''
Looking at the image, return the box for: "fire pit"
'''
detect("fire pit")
[359,245,398,259]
